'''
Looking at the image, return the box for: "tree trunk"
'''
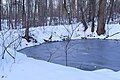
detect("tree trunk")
[91,0,96,32]
[96,0,106,35]
[33,0,37,27]
[22,0,26,28]
[14,0,18,29]
[107,0,114,24]
[80,1,88,32]
[44,0,47,26]
[77,0,80,22]
[25,0,30,41]
[49,0,53,25]
[63,0,72,24]
[88,0,92,22]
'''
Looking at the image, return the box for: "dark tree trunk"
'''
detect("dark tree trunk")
[33,0,37,27]
[24,0,30,42]
[88,0,92,22]
[63,0,72,24]
[91,0,96,32]
[49,0,53,25]
[14,0,18,29]
[8,1,14,29]
[22,0,26,28]
[96,0,106,35]
[107,0,114,24]
[77,0,80,22]
[58,0,62,25]
[44,0,47,26]
[80,1,88,32]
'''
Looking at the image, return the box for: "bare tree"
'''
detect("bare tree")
[63,23,81,66]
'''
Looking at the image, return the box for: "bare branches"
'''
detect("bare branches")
[63,23,81,66]
[2,35,21,59]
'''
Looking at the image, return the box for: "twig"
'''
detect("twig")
[2,36,21,59]
[105,32,120,39]
[6,49,15,59]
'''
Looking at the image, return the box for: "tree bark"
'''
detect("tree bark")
[96,0,106,35]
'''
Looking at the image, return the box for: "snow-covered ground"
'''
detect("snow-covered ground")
[0,22,120,80]
[17,23,120,50]
[0,47,120,80]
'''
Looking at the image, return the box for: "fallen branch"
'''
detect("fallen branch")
[105,32,120,39]
[2,36,21,59]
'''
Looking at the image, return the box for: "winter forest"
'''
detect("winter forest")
[0,0,120,80]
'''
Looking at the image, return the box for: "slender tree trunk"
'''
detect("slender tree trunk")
[38,0,43,26]
[22,0,26,28]
[58,0,61,25]
[91,0,96,32]
[67,0,72,24]
[63,0,72,24]
[80,1,88,32]
[77,0,80,22]
[18,0,22,26]
[63,0,67,24]
[88,0,92,22]
[96,0,106,35]
[9,1,14,29]
[44,0,47,26]
[49,0,53,25]
[107,0,114,24]
[33,0,37,27]
[14,0,18,29]
[22,0,30,42]
[24,0,30,42]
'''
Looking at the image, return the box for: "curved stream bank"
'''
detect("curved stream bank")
[18,39,120,71]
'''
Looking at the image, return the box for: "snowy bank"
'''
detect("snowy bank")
[0,47,120,80]
[0,23,120,80]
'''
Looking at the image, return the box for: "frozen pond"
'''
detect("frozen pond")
[19,39,120,71]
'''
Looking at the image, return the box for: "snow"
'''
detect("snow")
[0,22,120,80]
[0,47,120,80]
[16,23,120,50]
